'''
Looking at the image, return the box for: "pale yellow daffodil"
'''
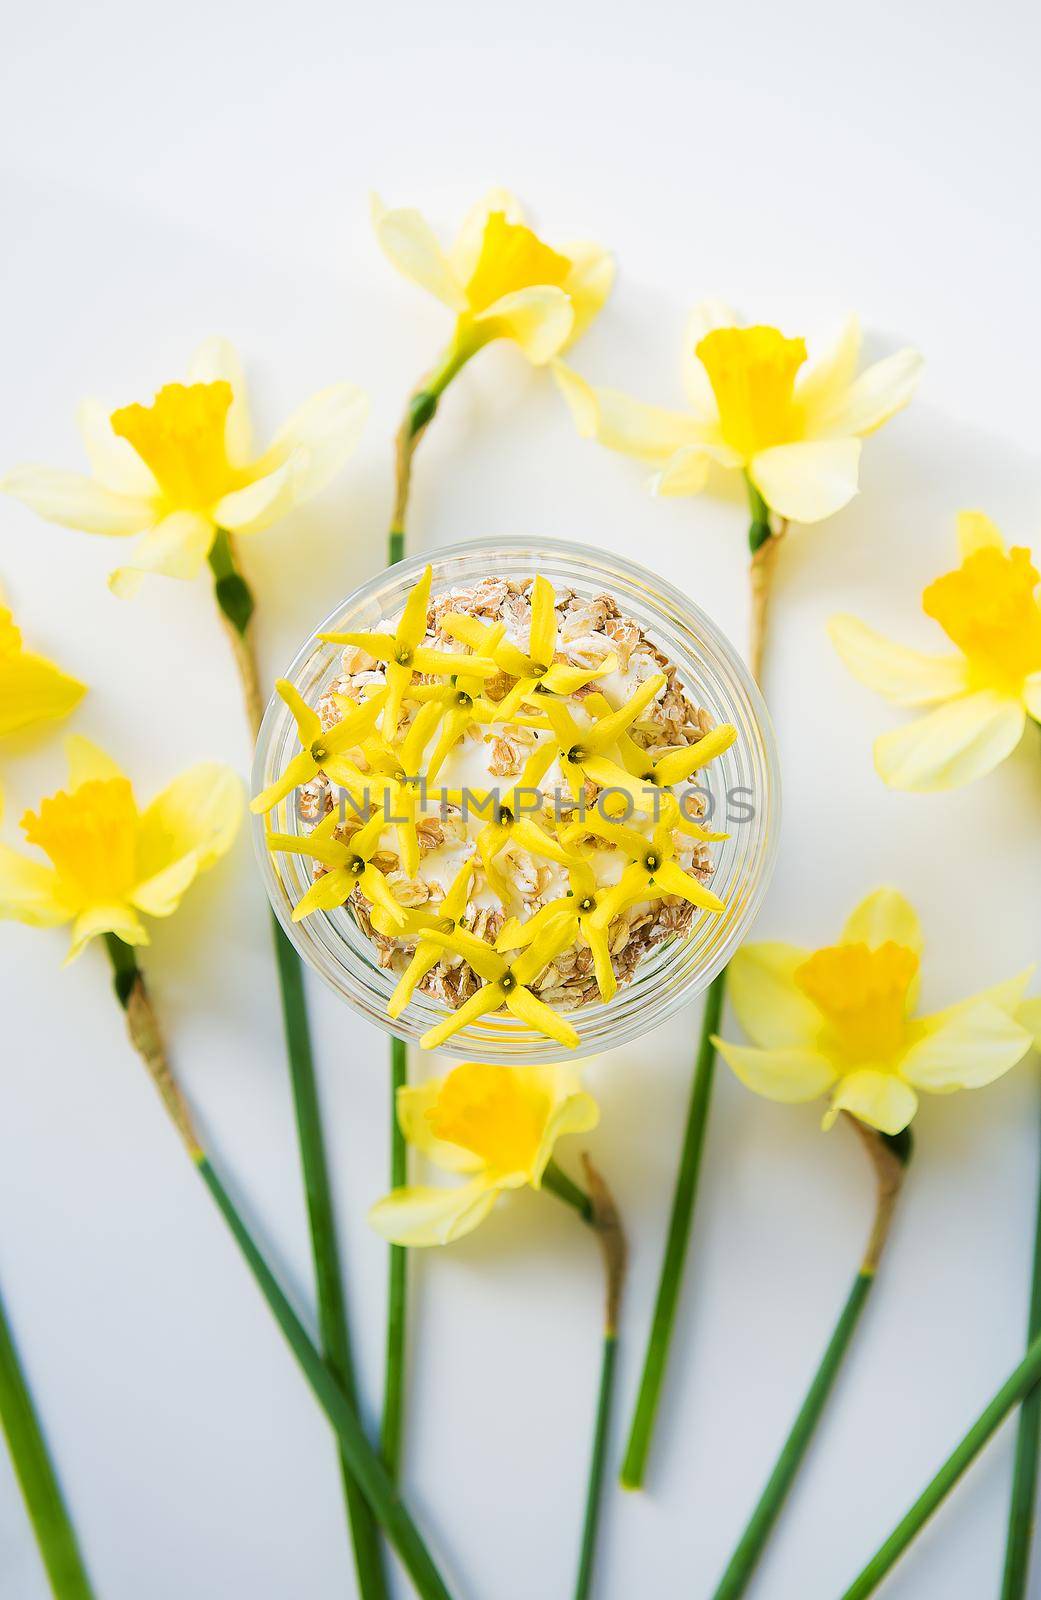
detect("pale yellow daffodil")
[249,680,388,814]
[417,917,580,1050]
[0,736,242,959]
[372,190,614,368]
[830,512,1041,791]
[714,888,1035,1136]
[320,564,500,741]
[266,808,406,929]
[0,590,85,737]
[368,1060,599,1245]
[443,575,618,717]
[3,340,368,595]
[556,306,922,523]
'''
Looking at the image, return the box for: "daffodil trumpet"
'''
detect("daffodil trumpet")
[704,888,1036,1600]
[368,1061,624,1600]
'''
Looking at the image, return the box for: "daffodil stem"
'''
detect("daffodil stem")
[746,481,786,687]
[545,1157,626,1600]
[709,1119,911,1600]
[381,1034,408,1479]
[840,1334,1041,1600]
[620,968,726,1489]
[390,339,480,544]
[207,537,390,1598]
[1000,1082,1041,1599]
[102,940,453,1600]
[0,1279,95,1600]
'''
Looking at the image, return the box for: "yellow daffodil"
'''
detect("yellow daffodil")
[442,741,565,902]
[266,808,406,928]
[3,340,369,595]
[0,589,85,737]
[830,512,1041,791]
[497,851,620,1002]
[372,859,476,1020]
[368,1060,599,1245]
[714,888,1035,1135]
[417,919,580,1050]
[566,813,725,922]
[556,306,922,523]
[540,673,668,800]
[0,736,242,959]
[444,575,618,717]
[250,680,388,814]
[320,565,500,741]
[372,190,614,368]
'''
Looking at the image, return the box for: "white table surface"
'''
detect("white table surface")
[2,3,1040,1596]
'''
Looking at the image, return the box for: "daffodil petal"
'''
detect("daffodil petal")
[136,763,243,886]
[840,888,923,956]
[561,241,615,345]
[449,188,526,282]
[1023,674,1041,722]
[651,447,713,497]
[0,845,70,926]
[396,1080,484,1173]
[957,510,1006,559]
[812,348,923,439]
[0,648,85,735]
[66,902,148,962]
[1019,999,1041,1050]
[823,1071,918,1135]
[714,1037,837,1104]
[188,338,253,463]
[77,399,159,496]
[874,690,1026,792]
[109,511,215,596]
[553,362,703,461]
[475,286,574,365]
[750,439,862,524]
[65,736,125,788]
[3,467,157,535]
[368,1178,499,1247]
[213,459,298,535]
[727,942,820,1048]
[796,316,862,425]
[371,195,468,310]
[254,384,369,503]
[828,615,970,707]
[531,1082,599,1183]
[901,1001,1032,1093]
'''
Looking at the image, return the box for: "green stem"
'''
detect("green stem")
[271,915,389,1598]
[574,1333,618,1600]
[381,1035,408,1478]
[745,478,772,554]
[620,969,726,1489]
[103,940,453,1600]
[710,1120,910,1599]
[0,1280,95,1600]
[1001,1082,1041,1599]
[542,1159,595,1224]
[841,1332,1041,1600]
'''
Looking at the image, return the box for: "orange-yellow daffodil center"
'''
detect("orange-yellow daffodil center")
[21,778,138,902]
[794,940,918,1064]
[922,546,1041,692]
[465,213,572,315]
[696,326,808,459]
[110,381,240,510]
[426,1061,550,1175]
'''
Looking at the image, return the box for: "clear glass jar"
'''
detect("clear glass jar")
[252,537,780,1063]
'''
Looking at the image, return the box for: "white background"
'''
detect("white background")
[2,3,1041,1597]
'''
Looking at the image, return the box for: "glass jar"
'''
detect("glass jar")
[252,536,780,1063]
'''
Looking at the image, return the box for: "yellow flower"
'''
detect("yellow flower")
[266,808,406,929]
[375,859,475,1020]
[497,850,621,1002]
[0,589,85,737]
[249,680,388,814]
[356,700,445,877]
[540,673,668,801]
[403,674,504,781]
[441,741,566,902]
[714,888,1035,1135]
[556,305,922,523]
[417,917,580,1050]
[830,513,1041,791]
[3,340,368,594]
[565,812,725,922]
[367,1060,599,1245]
[319,564,500,741]
[372,189,613,366]
[443,575,618,716]
[0,736,242,959]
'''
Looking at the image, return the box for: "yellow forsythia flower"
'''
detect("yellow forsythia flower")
[830,512,1041,791]
[0,589,84,737]
[3,341,368,595]
[556,305,921,523]
[0,736,242,959]
[714,888,1035,1136]
[372,189,613,366]
[368,1061,599,1245]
